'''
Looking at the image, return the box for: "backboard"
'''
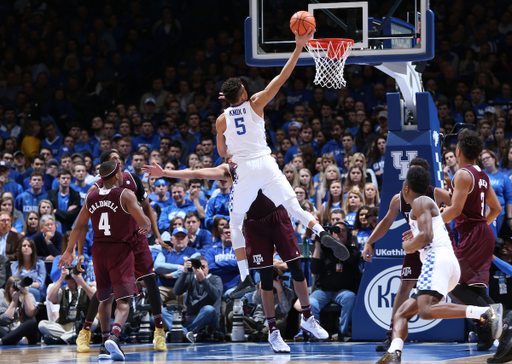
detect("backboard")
[245,0,434,67]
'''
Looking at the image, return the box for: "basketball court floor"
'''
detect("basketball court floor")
[0,341,498,363]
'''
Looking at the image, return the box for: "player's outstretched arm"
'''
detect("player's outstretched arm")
[142,161,232,185]
[363,194,400,262]
[58,206,90,269]
[123,189,151,231]
[402,199,434,254]
[250,29,314,113]
[441,170,471,223]
[485,184,502,225]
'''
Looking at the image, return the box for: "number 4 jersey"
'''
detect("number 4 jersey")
[223,101,271,163]
[451,165,490,230]
[85,186,139,245]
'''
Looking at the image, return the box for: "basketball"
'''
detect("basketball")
[290,11,316,36]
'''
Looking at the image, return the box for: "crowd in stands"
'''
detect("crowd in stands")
[0,0,512,345]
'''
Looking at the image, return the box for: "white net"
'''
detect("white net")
[305,39,354,89]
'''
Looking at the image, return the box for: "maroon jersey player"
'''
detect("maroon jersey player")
[60,161,151,361]
[142,161,329,353]
[441,129,501,351]
[363,158,451,352]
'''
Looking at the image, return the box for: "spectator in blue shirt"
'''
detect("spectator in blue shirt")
[132,120,160,153]
[471,86,489,120]
[11,238,46,302]
[152,179,173,209]
[71,162,92,204]
[16,172,48,219]
[184,212,212,255]
[480,149,512,236]
[22,155,53,192]
[204,179,231,229]
[205,224,239,293]
[154,226,200,305]
[158,183,198,231]
[185,179,207,219]
[0,161,22,200]
[286,78,313,109]
[321,120,345,167]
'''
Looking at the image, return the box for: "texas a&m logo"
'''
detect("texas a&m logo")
[253,254,264,265]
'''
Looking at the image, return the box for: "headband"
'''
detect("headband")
[100,163,119,181]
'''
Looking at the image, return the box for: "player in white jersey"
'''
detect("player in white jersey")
[377,167,503,364]
[215,29,349,296]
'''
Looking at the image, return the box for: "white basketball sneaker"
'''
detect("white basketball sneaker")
[268,330,290,353]
[300,316,329,340]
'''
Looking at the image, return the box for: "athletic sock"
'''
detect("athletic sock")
[153,313,163,329]
[267,317,278,333]
[301,305,313,320]
[83,319,93,331]
[312,224,325,236]
[466,305,490,319]
[388,338,404,353]
[237,260,249,281]
[102,331,110,343]
[112,323,122,338]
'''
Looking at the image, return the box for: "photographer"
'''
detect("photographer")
[37,264,95,344]
[171,255,223,343]
[309,221,361,341]
[0,276,38,345]
[489,237,512,310]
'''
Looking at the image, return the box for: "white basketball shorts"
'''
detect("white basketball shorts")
[417,247,461,299]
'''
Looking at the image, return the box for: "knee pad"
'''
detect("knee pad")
[286,258,305,282]
[230,212,246,250]
[282,197,314,227]
[259,266,274,291]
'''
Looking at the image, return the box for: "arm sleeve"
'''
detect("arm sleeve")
[130,173,148,202]
[493,257,512,276]
[173,271,191,296]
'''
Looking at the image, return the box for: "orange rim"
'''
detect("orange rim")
[307,38,354,59]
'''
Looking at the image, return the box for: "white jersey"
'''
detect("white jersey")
[409,196,453,263]
[223,101,271,163]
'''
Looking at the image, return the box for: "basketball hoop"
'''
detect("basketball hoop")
[305,38,354,89]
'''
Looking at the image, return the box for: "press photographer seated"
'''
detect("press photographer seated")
[37,264,96,344]
[0,276,38,345]
[490,237,512,310]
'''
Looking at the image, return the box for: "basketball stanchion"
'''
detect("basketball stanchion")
[305,38,354,89]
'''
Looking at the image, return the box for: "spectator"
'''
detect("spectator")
[185,212,212,255]
[21,155,53,192]
[365,111,388,155]
[10,239,46,302]
[316,165,342,210]
[204,179,231,229]
[205,224,239,293]
[363,183,380,208]
[0,197,23,232]
[71,163,92,204]
[283,163,300,189]
[0,161,23,200]
[47,170,81,233]
[33,215,62,261]
[16,172,48,219]
[343,165,366,195]
[343,189,365,228]
[0,276,38,345]
[152,179,173,209]
[349,152,378,186]
[158,183,198,231]
[23,212,40,240]
[139,77,169,114]
[319,180,343,225]
[321,120,345,167]
[471,86,489,120]
[37,264,95,344]
[368,136,387,188]
[310,222,360,341]
[489,236,512,309]
[20,120,41,162]
[38,200,63,234]
[211,217,228,245]
[154,227,199,306]
[172,255,223,343]
[0,210,25,261]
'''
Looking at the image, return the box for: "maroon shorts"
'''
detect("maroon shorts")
[456,222,494,285]
[92,242,136,301]
[244,206,301,269]
[132,234,155,280]
[401,252,422,280]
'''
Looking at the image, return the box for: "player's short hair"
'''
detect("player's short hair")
[100,149,119,163]
[221,77,244,104]
[458,129,484,161]
[409,158,430,171]
[405,167,430,195]
[99,161,118,179]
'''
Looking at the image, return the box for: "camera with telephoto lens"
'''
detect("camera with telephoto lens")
[65,264,85,279]
[190,259,204,269]
[13,277,33,291]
